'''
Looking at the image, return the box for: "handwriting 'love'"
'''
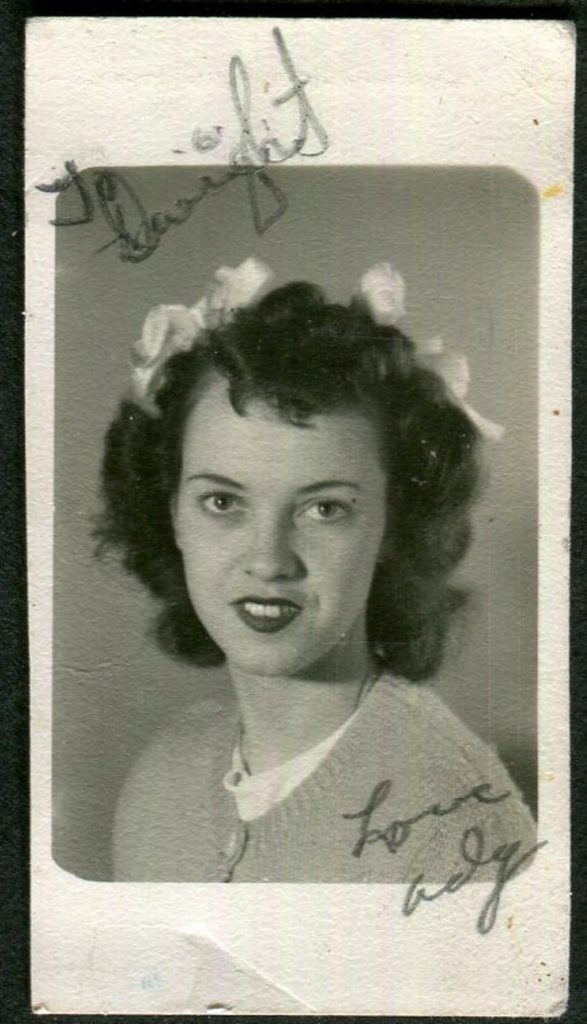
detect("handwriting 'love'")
[343,780,547,934]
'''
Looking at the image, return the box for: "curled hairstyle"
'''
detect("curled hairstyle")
[96,282,480,680]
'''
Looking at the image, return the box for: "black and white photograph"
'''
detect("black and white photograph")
[52,165,540,887]
[27,18,572,1016]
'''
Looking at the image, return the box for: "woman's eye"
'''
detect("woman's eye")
[304,500,349,522]
[200,493,241,515]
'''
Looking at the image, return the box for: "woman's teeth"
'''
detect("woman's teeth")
[243,601,294,619]
[235,599,301,633]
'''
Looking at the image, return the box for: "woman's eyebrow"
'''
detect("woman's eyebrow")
[186,472,244,489]
[297,480,362,495]
[186,475,361,493]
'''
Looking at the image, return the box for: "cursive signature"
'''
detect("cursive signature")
[343,779,512,859]
[229,26,328,165]
[343,780,547,934]
[37,161,288,264]
[36,28,328,263]
[403,826,548,935]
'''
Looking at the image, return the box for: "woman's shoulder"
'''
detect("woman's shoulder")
[348,674,537,883]
[376,673,509,756]
[112,694,239,881]
[371,673,533,811]
[119,694,237,791]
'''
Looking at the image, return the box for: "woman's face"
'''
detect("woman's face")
[173,375,388,680]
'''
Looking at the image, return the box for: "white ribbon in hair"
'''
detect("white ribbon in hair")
[130,257,274,415]
[359,262,504,441]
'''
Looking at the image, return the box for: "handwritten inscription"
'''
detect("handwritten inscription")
[343,780,547,934]
[229,26,328,165]
[343,779,512,858]
[36,28,328,262]
[37,161,288,263]
[403,825,548,935]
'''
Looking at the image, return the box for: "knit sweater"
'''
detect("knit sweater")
[113,674,536,883]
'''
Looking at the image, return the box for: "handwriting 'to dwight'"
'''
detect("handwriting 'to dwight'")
[36,27,329,263]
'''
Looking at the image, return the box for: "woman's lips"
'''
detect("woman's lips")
[232,598,302,634]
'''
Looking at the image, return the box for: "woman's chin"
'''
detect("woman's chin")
[225,650,317,679]
[222,635,338,680]
[205,611,368,681]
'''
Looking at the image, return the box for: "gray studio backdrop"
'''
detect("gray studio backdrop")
[53,166,538,880]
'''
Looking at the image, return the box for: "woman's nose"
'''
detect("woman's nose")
[244,517,305,582]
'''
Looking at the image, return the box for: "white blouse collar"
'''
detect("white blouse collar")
[223,688,373,822]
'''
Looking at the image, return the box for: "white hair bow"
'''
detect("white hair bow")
[130,257,274,415]
[359,262,504,441]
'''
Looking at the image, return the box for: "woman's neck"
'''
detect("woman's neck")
[228,642,376,775]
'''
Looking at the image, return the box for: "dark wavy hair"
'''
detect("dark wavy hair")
[96,282,480,680]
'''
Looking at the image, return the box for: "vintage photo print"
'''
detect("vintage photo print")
[26,17,573,1016]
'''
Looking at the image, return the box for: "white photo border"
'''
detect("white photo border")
[26,17,573,1016]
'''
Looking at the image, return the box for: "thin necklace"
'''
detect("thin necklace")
[237,667,380,776]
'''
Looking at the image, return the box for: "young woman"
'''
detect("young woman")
[98,258,536,883]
